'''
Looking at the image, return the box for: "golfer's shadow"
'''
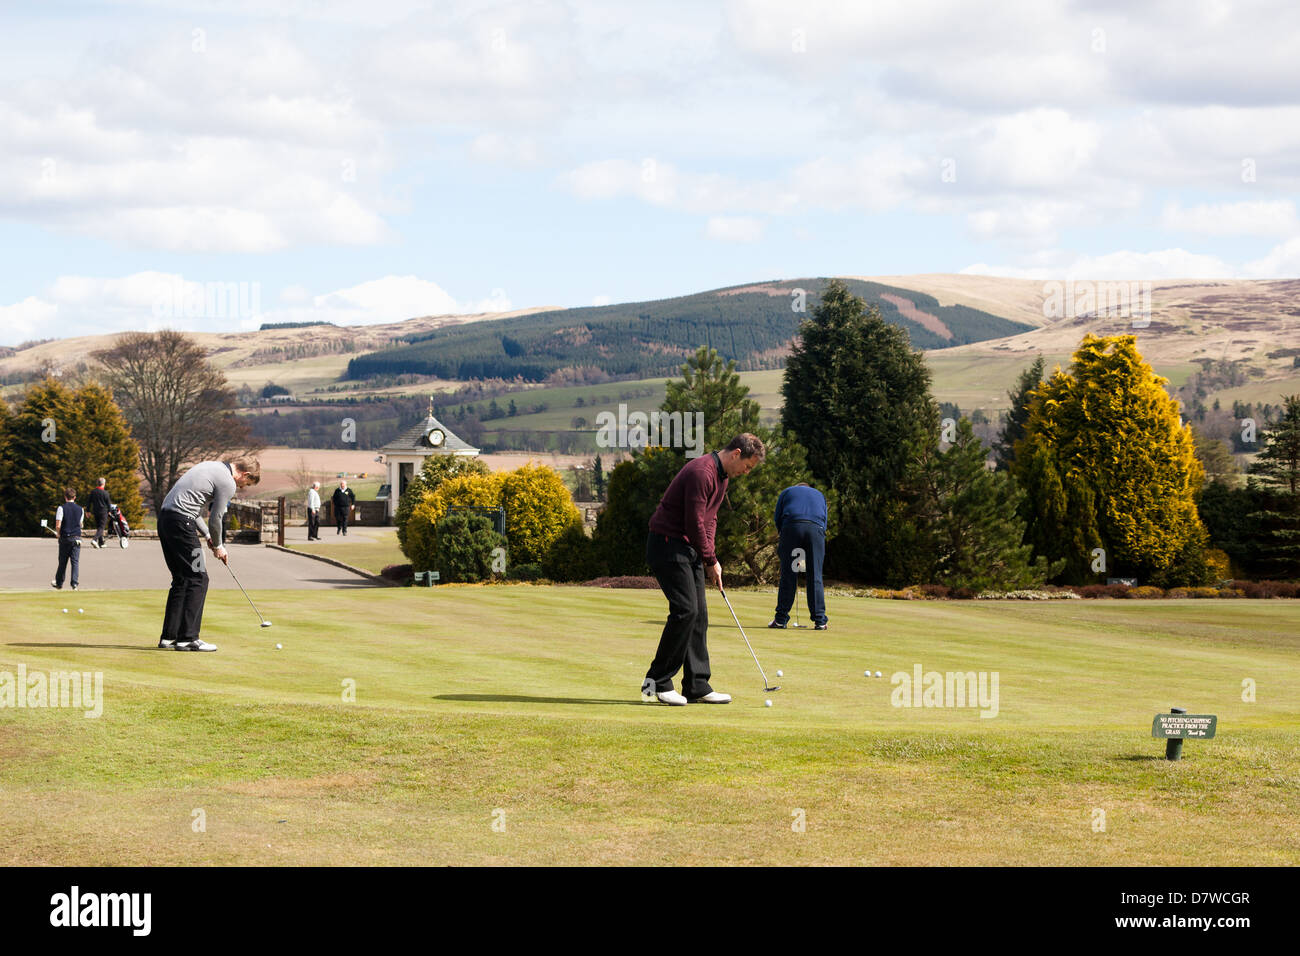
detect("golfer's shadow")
[435,693,643,707]
[7,642,156,652]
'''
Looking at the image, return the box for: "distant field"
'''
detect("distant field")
[1210,370,1300,409]
[220,353,358,396]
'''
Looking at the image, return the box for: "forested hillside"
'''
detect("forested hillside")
[345,278,1032,382]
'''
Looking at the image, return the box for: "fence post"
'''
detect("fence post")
[277,496,285,547]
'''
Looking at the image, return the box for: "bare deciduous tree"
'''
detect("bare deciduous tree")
[93,330,262,513]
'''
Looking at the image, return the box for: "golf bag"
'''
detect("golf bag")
[106,503,130,548]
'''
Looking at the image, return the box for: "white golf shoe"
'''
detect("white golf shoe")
[175,639,218,652]
[641,679,687,705]
[688,691,732,704]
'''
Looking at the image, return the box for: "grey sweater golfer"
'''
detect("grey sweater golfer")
[160,461,237,546]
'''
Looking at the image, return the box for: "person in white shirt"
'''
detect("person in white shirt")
[306,481,322,540]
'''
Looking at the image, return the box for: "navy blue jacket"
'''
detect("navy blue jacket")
[56,501,84,539]
[774,485,827,532]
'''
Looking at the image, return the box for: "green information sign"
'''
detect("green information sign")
[1151,714,1217,739]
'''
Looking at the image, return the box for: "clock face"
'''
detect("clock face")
[426,428,445,447]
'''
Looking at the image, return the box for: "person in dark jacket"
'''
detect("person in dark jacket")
[641,433,765,706]
[87,477,111,549]
[332,480,356,535]
[51,488,85,590]
[768,483,829,630]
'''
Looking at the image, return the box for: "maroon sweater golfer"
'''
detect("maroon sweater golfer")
[648,452,729,563]
[642,452,729,700]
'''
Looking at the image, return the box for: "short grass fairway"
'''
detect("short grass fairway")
[286,530,404,574]
[1,589,1297,866]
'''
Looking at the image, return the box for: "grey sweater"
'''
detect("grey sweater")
[161,461,237,546]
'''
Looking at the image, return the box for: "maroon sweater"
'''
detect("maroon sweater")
[648,452,728,564]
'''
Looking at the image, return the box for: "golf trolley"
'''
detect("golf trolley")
[96,503,131,548]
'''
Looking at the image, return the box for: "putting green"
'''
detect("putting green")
[1,588,1296,865]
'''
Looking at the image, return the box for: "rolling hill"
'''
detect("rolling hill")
[343,278,1036,383]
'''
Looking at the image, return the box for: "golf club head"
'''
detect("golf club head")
[260,621,272,628]
[765,685,781,692]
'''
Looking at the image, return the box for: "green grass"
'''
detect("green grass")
[3,589,1297,865]
[286,529,405,574]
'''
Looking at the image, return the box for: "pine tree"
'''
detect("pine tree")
[1,378,144,535]
[916,419,1060,589]
[660,346,823,582]
[0,398,13,534]
[781,279,936,582]
[70,381,146,527]
[4,379,80,536]
[1245,395,1300,578]
[1191,426,1238,486]
[1014,335,1208,585]
[592,454,606,502]
[993,355,1044,472]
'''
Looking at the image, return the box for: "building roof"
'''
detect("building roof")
[379,414,480,456]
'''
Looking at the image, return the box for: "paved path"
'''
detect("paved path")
[0,536,381,591]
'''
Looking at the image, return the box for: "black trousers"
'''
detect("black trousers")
[335,505,349,534]
[644,533,713,698]
[307,509,320,540]
[159,509,209,643]
[773,520,827,626]
[55,538,80,587]
[93,510,108,547]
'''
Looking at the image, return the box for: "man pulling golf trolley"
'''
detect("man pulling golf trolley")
[155,457,262,652]
[640,433,776,705]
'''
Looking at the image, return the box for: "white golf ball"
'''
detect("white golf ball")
[864,669,871,677]
[875,671,883,678]
[275,643,282,650]
[78,609,83,614]
[62,608,68,613]
[776,670,783,677]
[765,700,772,707]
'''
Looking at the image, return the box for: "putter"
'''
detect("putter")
[792,563,803,628]
[225,560,272,628]
[39,521,79,546]
[719,587,780,692]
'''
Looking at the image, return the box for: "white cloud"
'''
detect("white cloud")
[564,158,799,215]
[311,276,500,324]
[962,109,1101,190]
[0,297,59,346]
[1243,237,1300,278]
[1161,200,1299,237]
[705,216,765,242]
[469,132,542,167]
[0,273,511,346]
[0,29,392,254]
[961,247,1238,281]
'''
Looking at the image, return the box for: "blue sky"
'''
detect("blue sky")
[2,0,1299,345]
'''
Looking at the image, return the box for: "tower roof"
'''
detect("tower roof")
[378,412,479,456]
